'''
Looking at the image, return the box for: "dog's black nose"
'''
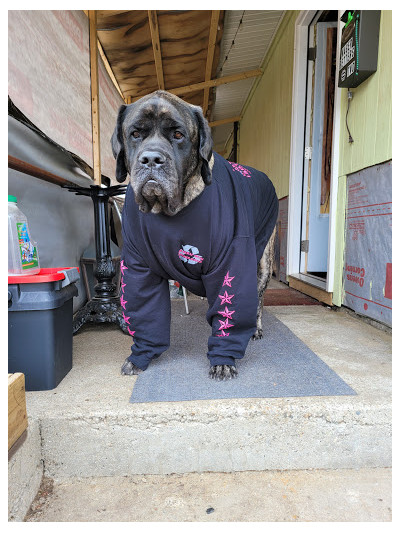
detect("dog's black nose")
[139,151,166,167]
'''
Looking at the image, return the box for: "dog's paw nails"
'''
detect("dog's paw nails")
[252,329,263,340]
[121,358,143,375]
[209,364,238,381]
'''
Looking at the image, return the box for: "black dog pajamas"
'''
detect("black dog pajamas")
[121,152,278,371]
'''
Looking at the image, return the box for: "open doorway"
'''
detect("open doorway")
[300,11,338,282]
[288,10,342,302]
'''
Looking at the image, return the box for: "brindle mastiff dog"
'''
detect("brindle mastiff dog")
[111,90,276,381]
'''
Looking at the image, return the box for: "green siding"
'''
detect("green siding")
[338,10,392,176]
[334,10,392,306]
[238,11,299,200]
[236,10,391,307]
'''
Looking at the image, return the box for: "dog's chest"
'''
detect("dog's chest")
[138,182,234,284]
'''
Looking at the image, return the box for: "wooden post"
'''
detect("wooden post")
[89,10,101,185]
[203,11,220,116]
[233,121,238,163]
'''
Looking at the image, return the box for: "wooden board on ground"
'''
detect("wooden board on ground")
[288,276,333,306]
[8,373,28,450]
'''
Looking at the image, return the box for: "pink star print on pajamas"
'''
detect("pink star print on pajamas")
[218,318,234,331]
[218,291,234,305]
[120,295,127,310]
[122,312,130,324]
[222,271,235,287]
[218,306,235,319]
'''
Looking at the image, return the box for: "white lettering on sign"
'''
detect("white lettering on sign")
[347,61,355,77]
[340,37,355,69]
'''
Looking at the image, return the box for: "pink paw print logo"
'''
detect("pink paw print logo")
[228,162,251,178]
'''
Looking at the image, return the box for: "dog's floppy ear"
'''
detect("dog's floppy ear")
[192,106,213,185]
[111,104,128,183]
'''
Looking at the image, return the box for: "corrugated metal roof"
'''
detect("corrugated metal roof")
[212,10,285,152]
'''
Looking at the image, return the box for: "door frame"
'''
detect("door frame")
[287,10,344,293]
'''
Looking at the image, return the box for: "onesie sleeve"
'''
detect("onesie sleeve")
[201,236,258,367]
[120,226,171,371]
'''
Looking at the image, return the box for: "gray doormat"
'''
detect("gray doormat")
[129,300,356,403]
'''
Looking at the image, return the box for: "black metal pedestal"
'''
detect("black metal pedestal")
[64,184,128,334]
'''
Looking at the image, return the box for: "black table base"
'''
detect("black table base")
[63,184,128,335]
[72,297,128,334]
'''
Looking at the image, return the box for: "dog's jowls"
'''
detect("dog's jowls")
[111,90,278,381]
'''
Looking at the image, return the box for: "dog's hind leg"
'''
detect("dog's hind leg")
[252,226,276,340]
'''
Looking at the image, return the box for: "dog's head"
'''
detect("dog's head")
[111,91,213,216]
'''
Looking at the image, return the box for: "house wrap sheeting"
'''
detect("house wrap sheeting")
[343,161,392,326]
[8,10,123,182]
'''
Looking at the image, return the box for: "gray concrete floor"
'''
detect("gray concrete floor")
[21,280,392,522]
[25,468,391,522]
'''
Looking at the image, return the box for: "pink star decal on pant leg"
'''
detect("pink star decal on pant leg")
[218,306,235,319]
[120,295,127,309]
[121,281,126,293]
[218,291,234,305]
[127,327,135,336]
[120,260,128,272]
[217,330,230,337]
[122,312,130,324]
[222,271,235,287]
[218,318,234,331]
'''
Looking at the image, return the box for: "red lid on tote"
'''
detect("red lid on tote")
[8,267,79,284]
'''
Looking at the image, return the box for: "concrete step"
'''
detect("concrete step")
[24,468,392,522]
[22,303,391,479]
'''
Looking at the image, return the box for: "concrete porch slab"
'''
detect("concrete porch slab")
[25,467,392,522]
[24,301,391,479]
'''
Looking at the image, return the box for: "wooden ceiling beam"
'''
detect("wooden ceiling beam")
[148,10,165,90]
[97,40,125,101]
[129,69,262,102]
[168,69,262,97]
[203,11,220,116]
[83,10,125,102]
[208,116,241,128]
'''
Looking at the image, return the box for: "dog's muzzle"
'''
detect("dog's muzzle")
[138,150,167,200]
[134,149,180,215]
[142,179,164,198]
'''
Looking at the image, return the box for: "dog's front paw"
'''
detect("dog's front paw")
[252,328,263,340]
[209,364,238,381]
[121,358,143,375]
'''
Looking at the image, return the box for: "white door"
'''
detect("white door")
[300,21,337,277]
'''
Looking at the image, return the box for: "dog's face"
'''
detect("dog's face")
[111,91,213,216]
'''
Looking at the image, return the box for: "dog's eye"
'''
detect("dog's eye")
[132,131,140,138]
[173,131,183,139]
